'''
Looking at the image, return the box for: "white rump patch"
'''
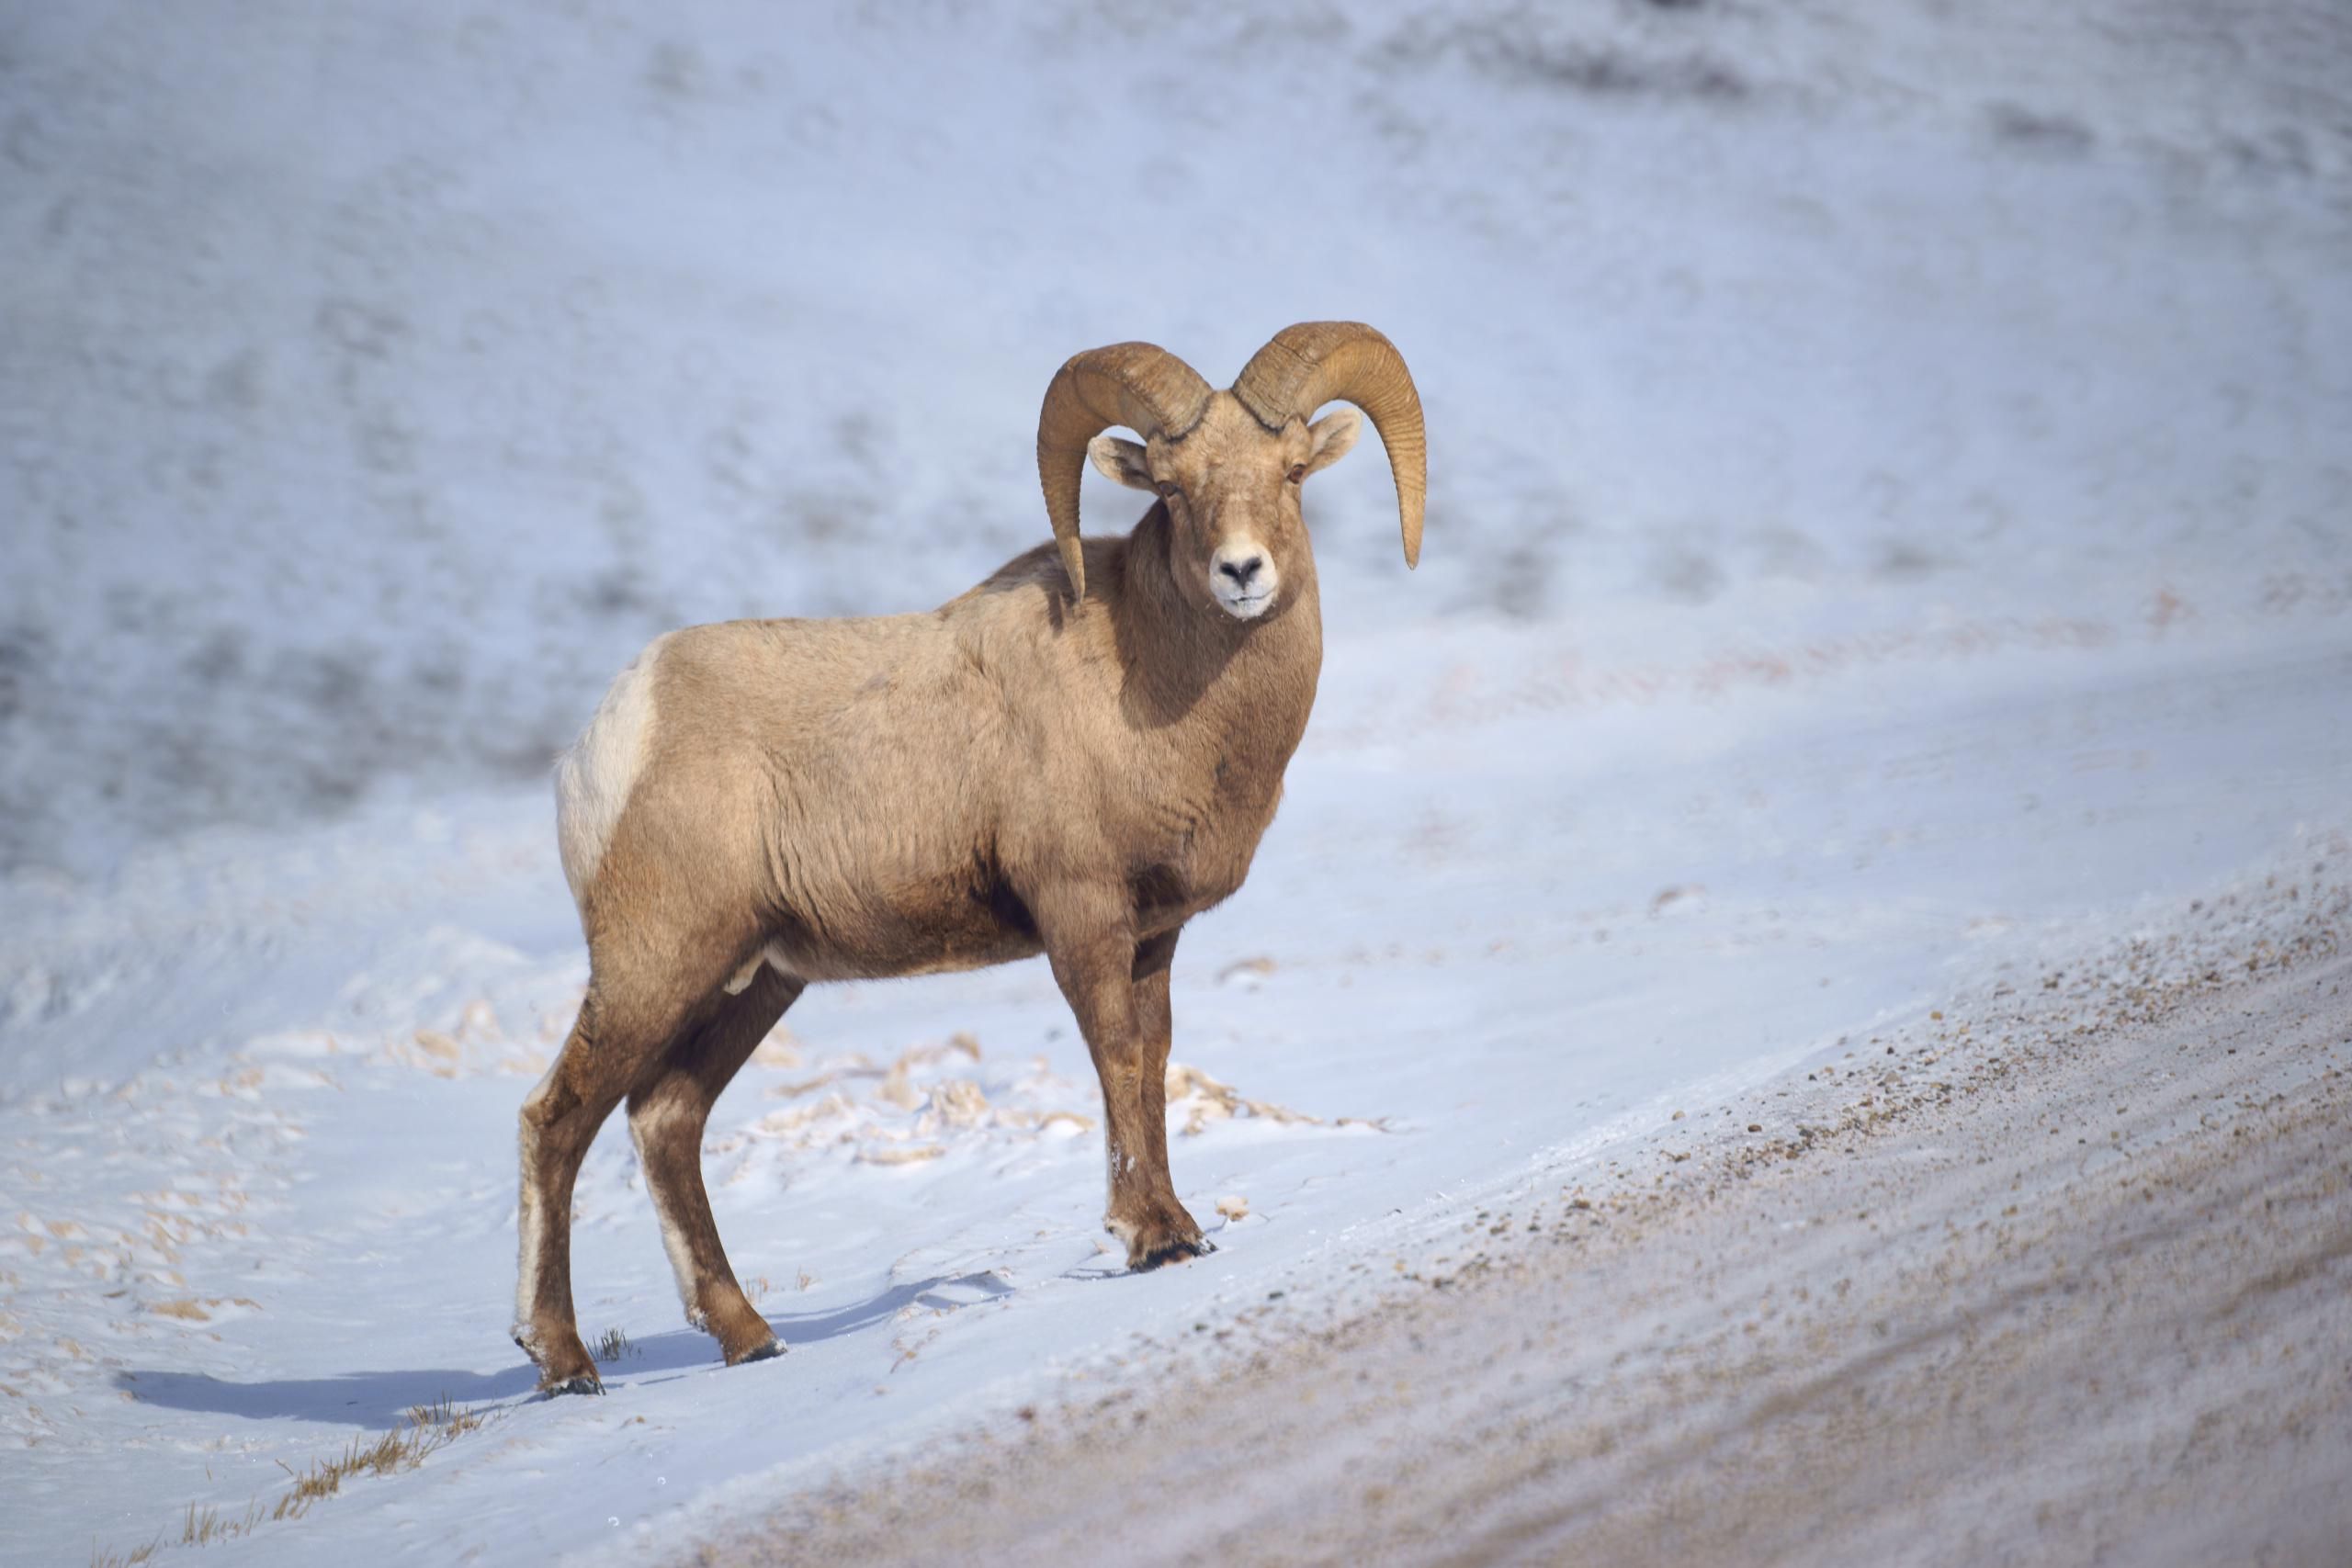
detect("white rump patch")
[554,633,671,907]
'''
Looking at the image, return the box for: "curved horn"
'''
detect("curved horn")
[1232,321,1428,569]
[1035,343,1214,598]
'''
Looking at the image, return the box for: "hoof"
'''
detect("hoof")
[729,1337,786,1367]
[516,1327,601,1396]
[1127,1232,1216,1272]
[1113,1199,1216,1271]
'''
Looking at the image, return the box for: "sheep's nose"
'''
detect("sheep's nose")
[1217,554,1265,586]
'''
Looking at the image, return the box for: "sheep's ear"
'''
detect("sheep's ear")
[1302,408,1362,478]
[1088,434,1156,491]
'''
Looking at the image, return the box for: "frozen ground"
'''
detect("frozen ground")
[5,612,2348,1566]
[2,0,2348,1564]
[725,872,2352,1568]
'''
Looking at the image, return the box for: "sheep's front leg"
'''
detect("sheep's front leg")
[1039,900,1209,1269]
[1127,927,1205,1258]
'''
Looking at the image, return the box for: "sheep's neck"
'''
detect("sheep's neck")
[1115,505,1323,799]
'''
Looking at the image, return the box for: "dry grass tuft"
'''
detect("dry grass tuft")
[594,1325,636,1364]
[93,1397,488,1561]
[1164,1062,1323,1136]
[180,1498,267,1546]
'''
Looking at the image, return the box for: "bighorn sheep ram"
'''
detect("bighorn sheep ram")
[515,321,1426,1393]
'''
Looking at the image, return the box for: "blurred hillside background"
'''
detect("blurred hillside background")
[3,0,2346,874]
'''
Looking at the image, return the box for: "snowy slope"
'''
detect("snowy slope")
[3,2,2349,1564]
[3,0,2346,869]
[7,618,2351,1567]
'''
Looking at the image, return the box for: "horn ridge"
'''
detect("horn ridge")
[1232,321,1428,570]
[1034,343,1214,599]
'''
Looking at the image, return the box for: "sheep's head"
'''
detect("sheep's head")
[1084,398,1357,620]
[1035,323,1427,621]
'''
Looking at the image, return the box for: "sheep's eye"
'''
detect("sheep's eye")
[1285,464,1306,485]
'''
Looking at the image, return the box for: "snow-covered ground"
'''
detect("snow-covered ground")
[2,1,2347,1563]
[6,0,2346,872]
[6,617,2347,1566]
[700,890,2352,1568]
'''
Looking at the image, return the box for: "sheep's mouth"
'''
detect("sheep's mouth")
[1216,588,1275,620]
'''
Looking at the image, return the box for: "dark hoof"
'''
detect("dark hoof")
[546,1374,603,1398]
[733,1337,786,1366]
[1129,1234,1216,1272]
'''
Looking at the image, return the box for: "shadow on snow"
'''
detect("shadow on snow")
[112,1271,1016,1430]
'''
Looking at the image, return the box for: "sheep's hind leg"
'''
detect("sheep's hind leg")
[514,991,649,1395]
[628,964,804,1366]
[515,907,749,1393]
